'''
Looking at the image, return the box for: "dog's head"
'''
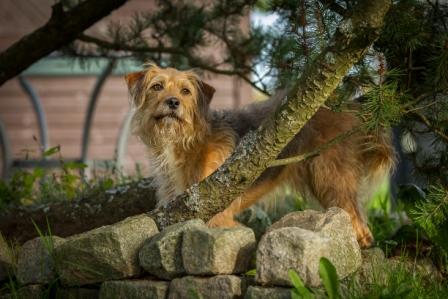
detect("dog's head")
[125,64,215,148]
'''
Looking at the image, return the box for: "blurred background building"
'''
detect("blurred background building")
[0,0,252,178]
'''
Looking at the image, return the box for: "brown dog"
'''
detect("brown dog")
[125,64,395,248]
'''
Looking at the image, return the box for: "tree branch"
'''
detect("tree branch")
[151,0,392,229]
[78,34,184,55]
[267,125,363,168]
[0,0,128,86]
[411,111,448,143]
[77,34,271,96]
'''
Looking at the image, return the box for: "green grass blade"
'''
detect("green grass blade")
[288,269,314,299]
[319,257,340,299]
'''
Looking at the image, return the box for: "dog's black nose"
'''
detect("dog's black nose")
[165,97,180,109]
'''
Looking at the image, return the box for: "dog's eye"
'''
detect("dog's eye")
[151,83,163,91]
[181,88,191,95]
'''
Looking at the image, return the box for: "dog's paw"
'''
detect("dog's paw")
[207,212,241,228]
[357,231,375,248]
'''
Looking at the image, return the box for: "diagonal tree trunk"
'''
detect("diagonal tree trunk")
[0,0,128,86]
[150,0,392,229]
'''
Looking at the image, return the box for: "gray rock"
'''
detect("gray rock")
[54,214,159,286]
[269,207,355,238]
[17,236,65,285]
[244,286,292,299]
[182,227,256,275]
[0,284,44,299]
[0,235,14,282]
[139,219,205,279]
[256,227,331,287]
[56,287,99,299]
[237,206,272,240]
[168,275,245,299]
[256,208,361,287]
[353,247,386,285]
[99,279,169,299]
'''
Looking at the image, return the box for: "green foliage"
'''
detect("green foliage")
[288,252,448,299]
[398,184,448,272]
[288,269,314,299]
[361,70,406,132]
[0,146,139,211]
[319,257,340,299]
[244,268,257,276]
[289,258,340,299]
[411,184,448,238]
[367,182,408,248]
[188,287,204,299]
[31,218,55,255]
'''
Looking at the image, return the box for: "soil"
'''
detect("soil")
[0,179,157,244]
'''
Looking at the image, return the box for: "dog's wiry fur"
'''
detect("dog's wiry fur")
[125,64,395,248]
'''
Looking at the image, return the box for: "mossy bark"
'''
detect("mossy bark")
[151,0,392,229]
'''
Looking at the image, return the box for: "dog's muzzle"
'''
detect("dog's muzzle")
[165,97,180,110]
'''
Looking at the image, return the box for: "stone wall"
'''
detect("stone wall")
[0,208,365,299]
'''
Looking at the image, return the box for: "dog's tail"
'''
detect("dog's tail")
[212,89,288,138]
[358,128,396,205]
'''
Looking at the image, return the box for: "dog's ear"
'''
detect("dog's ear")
[124,71,146,108]
[198,81,216,104]
[124,71,145,90]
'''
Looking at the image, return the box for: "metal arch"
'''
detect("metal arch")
[18,76,49,152]
[0,118,12,179]
[115,109,134,169]
[80,59,116,164]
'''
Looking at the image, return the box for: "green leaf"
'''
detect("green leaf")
[291,289,302,299]
[288,269,314,299]
[32,168,45,178]
[43,146,60,157]
[319,257,340,299]
[64,161,88,170]
[245,269,256,276]
[101,178,114,190]
[188,287,203,299]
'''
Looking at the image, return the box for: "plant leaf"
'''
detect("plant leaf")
[319,257,340,299]
[288,269,314,299]
[43,145,60,157]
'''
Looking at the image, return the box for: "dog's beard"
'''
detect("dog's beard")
[153,117,184,139]
[154,112,183,123]
[133,109,202,150]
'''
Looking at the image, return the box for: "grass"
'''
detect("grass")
[288,254,448,299]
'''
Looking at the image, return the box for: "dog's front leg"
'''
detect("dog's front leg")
[207,178,281,228]
[207,206,241,228]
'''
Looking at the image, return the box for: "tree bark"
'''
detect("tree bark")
[150,0,392,229]
[0,0,128,86]
[0,179,157,244]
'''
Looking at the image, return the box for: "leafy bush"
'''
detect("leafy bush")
[0,146,139,211]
